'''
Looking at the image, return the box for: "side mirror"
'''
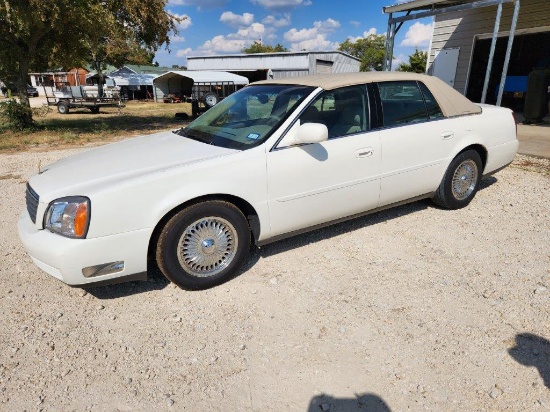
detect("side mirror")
[294,122,328,145]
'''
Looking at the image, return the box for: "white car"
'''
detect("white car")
[18,72,518,289]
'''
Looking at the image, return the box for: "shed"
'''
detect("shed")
[187,51,361,82]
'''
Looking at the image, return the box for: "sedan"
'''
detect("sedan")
[18,72,518,289]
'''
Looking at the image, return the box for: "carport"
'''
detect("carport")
[383,0,521,106]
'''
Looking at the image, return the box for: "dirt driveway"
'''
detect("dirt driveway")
[0,147,549,411]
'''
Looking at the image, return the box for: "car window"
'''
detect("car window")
[378,81,429,127]
[417,81,444,120]
[179,84,314,150]
[299,85,368,139]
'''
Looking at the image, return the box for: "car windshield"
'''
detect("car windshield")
[177,84,315,149]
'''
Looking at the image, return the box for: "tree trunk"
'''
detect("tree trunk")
[17,56,34,127]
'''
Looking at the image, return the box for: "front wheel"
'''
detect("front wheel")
[156,201,251,290]
[432,149,482,209]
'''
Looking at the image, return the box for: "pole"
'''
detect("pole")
[481,1,503,103]
[496,0,520,106]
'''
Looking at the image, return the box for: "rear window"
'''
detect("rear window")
[378,81,429,127]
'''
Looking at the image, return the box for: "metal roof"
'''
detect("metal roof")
[154,71,249,85]
[187,51,360,62]
[383,0,473,13]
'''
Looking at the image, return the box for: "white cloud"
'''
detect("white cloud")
[284,19,341,52]
[251,0,311,11]
[284,27,316,43]
[200,35,249,53]
[400,22,433,47]
[288,35,339,52]
[350,21,361,27]
[165,12,191,47]
[364,27,377,37]
[220,11,254,27]
[315,18,340,33]
[229,22,266,40]
[347,27,378,43]
[185,21,272,55]
[170,12,192,30]
[392,53,407,69]
[176,48,193,58]
[262,14,291,28]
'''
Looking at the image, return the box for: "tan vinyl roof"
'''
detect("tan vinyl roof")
[253,72,482,117]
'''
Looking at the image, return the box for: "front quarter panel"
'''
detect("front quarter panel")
[85,145,270,240]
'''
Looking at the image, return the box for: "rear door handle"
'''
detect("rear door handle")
[441,132,454,140]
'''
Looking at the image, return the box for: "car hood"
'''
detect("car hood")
[30,130,237,199]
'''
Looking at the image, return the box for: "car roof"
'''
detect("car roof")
[252,71,482,118]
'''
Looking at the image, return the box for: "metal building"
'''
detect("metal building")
[187,51,361,82]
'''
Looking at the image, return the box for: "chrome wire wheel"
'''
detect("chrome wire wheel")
[177,217,238,278]
[452,159,478,201]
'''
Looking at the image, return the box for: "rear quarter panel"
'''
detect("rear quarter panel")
[470,105,518,173]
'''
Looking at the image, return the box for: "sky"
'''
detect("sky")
[154,0,434,68]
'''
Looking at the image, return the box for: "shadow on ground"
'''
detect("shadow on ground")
[308,393,391,412]
[39,114,185,134]
[509,333,550,389]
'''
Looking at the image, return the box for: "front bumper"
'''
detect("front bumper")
[18,210,152,286]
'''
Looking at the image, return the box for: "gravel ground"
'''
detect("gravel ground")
[0,147,549,411]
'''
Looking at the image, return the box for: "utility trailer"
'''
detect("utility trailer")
[189,81,242,117]
[44,81,124,114]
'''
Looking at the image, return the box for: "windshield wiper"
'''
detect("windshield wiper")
[176,128,212,144]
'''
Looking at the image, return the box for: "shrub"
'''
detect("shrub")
[0,99,34,130]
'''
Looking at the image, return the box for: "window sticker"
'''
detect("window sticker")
[246,133,261,140]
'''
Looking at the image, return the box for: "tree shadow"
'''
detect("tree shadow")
[508,333,550,388]
[308,393,391,412]
[38,114,186,134]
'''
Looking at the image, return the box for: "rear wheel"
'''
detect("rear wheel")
[156,201,251,290]
[432,150,482,209]
[57,101,69,114]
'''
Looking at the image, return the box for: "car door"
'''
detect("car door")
[375,80,462,206]
[266,85,381,238]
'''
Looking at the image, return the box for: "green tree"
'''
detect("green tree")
[338,34,386,72]
[396,49,428,73]
[0,0,180,127]
[242,42,288,54]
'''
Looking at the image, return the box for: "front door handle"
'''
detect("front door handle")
[441,132,454,140]
[355,147,374,158]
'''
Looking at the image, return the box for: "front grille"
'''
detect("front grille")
[26,183,39,224]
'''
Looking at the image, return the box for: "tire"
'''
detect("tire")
[156,201,251,290]
[90,107,100,114]
[432,149,482,209]
[203,92,219,108]
[57,101,69,114]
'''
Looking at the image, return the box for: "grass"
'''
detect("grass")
[0,101,192,153]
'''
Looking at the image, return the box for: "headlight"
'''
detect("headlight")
[44,196,90,238]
